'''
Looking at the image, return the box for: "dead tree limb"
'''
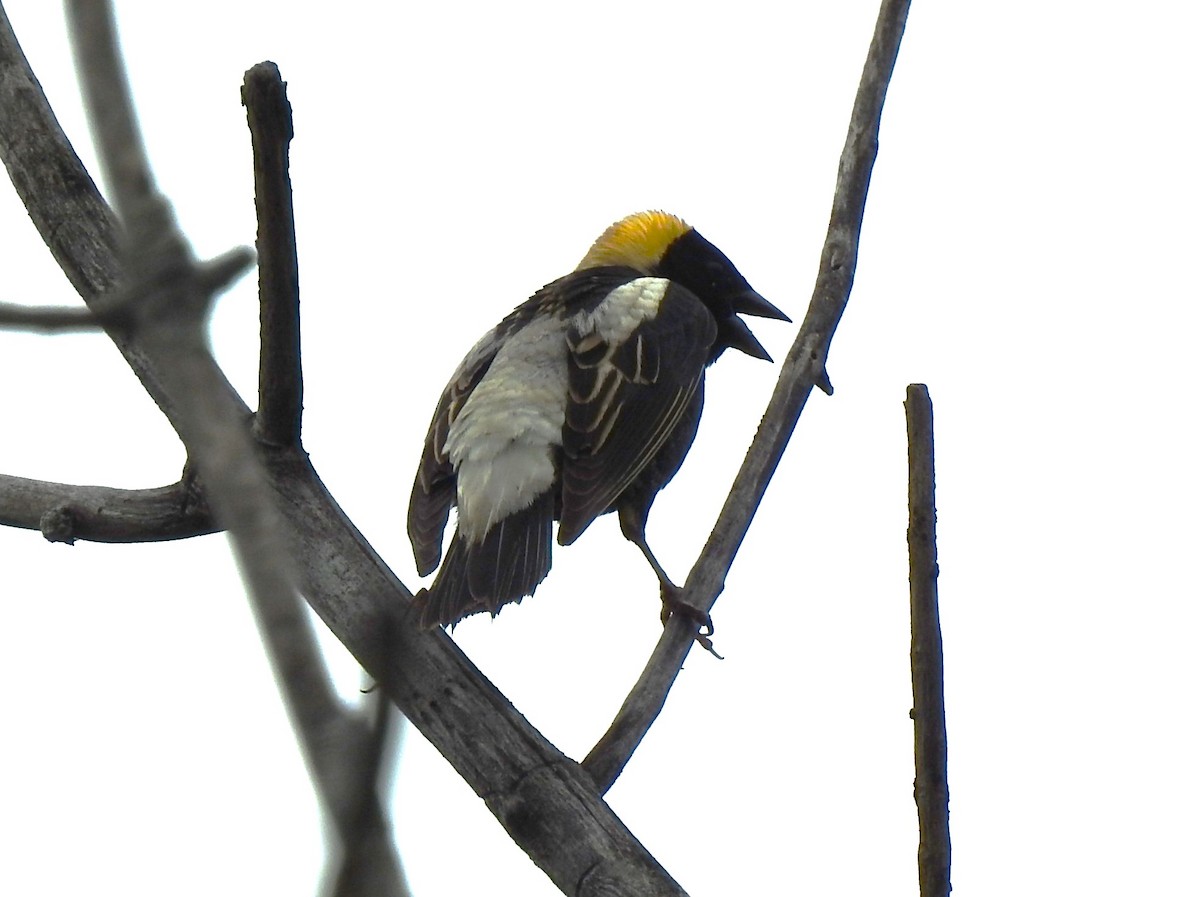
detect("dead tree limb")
[582,0,914,793]
[63,5,408,894]
[241,60,408,897]
[0,474,213,541]
[0,301,100,331]
[1,3,690,892]
[243,62,303,450]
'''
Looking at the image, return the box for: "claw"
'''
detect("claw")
[659,583,723,659]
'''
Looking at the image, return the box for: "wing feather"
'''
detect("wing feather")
[416,485,555,626]
[558,280,716,545]
[407,309,530,574]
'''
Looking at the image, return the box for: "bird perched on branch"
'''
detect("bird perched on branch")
[408,210,788,629]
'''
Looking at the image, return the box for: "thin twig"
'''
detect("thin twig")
[905,384,950,897]
[582,0,913,793]
[242,62,303,448]
[0,301,101,332]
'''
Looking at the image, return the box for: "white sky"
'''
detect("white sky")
[1,2,1197,895]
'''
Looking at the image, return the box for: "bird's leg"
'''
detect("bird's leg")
[618,507,720,656]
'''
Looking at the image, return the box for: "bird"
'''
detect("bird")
[407,210,789,629]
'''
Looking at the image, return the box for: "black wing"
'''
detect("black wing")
[416,488,554,627]
[407,305,537,575]
[557,279,716,545]
[408,271,633,618]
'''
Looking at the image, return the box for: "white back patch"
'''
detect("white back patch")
[571,277,667,346]
[444,313,568,543]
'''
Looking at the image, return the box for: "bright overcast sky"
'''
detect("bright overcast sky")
[1,2,1197,895]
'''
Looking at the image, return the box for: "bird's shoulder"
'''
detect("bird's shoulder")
[531,265,646,317]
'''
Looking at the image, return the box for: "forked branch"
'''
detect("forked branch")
[1,2,688,891]
[0,0,917,891]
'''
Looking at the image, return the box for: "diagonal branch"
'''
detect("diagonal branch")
[0,2,218,435]
[4,5,682,891]
[3,0,917,890]
[264,449,689,895]
[0,5,119,301]
[62,6,409,896]
[582,0,913,793]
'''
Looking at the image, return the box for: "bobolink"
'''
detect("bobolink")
[408,211,788,628]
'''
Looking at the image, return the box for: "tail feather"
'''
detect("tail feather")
[417,490,554,628]
[417,533,473,628]
[468,490,554,615]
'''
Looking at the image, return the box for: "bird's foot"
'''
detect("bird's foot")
[660,584,723,659]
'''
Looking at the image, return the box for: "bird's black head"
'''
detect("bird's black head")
[576,211,790,361]
[654,226,791,362]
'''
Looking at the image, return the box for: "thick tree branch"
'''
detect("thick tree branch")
[906,384,950,897]
[582,0,913,793]
[61,6,410,896]
[0,5,118,300]
[4,4,682,890]
[0,3,206,435]
[265,449,688,895]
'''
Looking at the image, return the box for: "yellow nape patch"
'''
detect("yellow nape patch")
[576,210,691,273]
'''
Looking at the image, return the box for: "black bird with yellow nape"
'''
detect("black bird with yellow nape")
[408,211,789,628]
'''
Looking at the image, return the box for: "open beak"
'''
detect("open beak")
[734,290,791,322]
[724,314,775,362]
[722,290,790,362]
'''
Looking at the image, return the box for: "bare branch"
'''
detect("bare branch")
[0,3,206,434]
[10,3,677,886]
[582,0,913,793]
[61,7,408,895]
[323,694,413,897]
[0,474,214,542]
[0,301,101,332]
[238,62,406,894]
[906,384,951,897]
[0,4,119,300]
[4,0,811,888]
[267,449,689,896]
[242,62,303,448]
[64,1,173,246]
[237,61,407,891]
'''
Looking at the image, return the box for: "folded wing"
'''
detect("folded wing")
[558,278,716,545]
